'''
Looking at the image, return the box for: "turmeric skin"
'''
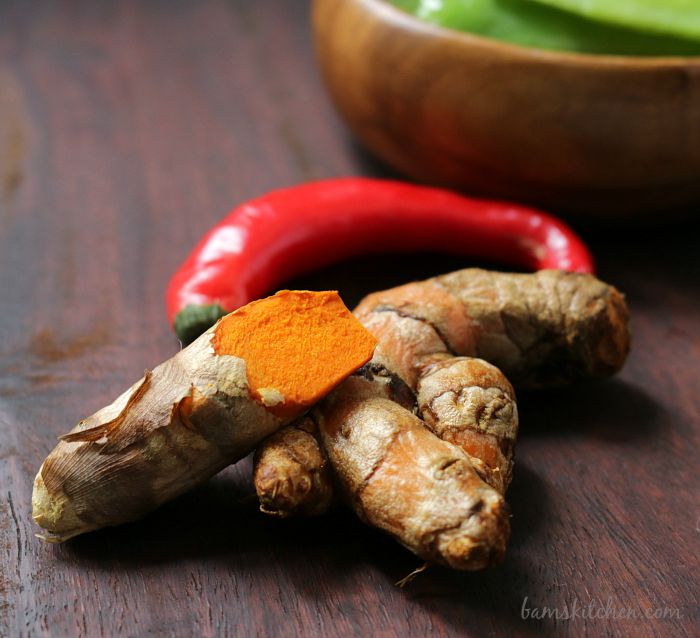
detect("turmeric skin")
[32,290,376,542]
[416,357,517,495]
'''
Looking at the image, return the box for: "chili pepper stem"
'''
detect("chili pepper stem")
[174,304,228,344]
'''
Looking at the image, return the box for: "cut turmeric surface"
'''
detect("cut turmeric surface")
[212,290,377,416]
[32,290,376,542]
[212,290,376,416]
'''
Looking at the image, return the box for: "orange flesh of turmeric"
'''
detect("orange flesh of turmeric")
[212,290,377,418]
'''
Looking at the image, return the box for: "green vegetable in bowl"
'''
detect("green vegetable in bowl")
[390,0,700,55]
[529,0,700,42]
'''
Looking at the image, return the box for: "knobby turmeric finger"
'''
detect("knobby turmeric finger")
[253,417,335,518]
[317,377,511,570]
[416,357,517,495]
[32,290,377,542]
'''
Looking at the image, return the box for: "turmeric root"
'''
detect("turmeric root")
[254,348,518,571]
[254,269,628,543]
[354,268,629,388]
[32,290,376,542]
[317,367,515,569]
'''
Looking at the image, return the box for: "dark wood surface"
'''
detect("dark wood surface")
[0,2,697,636]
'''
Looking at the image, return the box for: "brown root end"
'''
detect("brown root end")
[395,562,431,588]
[591,288,631,376]
[436,498,511,570]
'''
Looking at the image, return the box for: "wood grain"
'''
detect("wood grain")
[0,1,698,636]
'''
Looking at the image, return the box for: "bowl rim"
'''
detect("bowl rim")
[362,0,700,69]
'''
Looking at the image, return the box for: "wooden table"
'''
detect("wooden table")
[1,2,697,636]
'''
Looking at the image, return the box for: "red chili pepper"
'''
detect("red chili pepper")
[167,178,594,342]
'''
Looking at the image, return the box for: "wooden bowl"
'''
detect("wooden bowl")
[312,0,700,215]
